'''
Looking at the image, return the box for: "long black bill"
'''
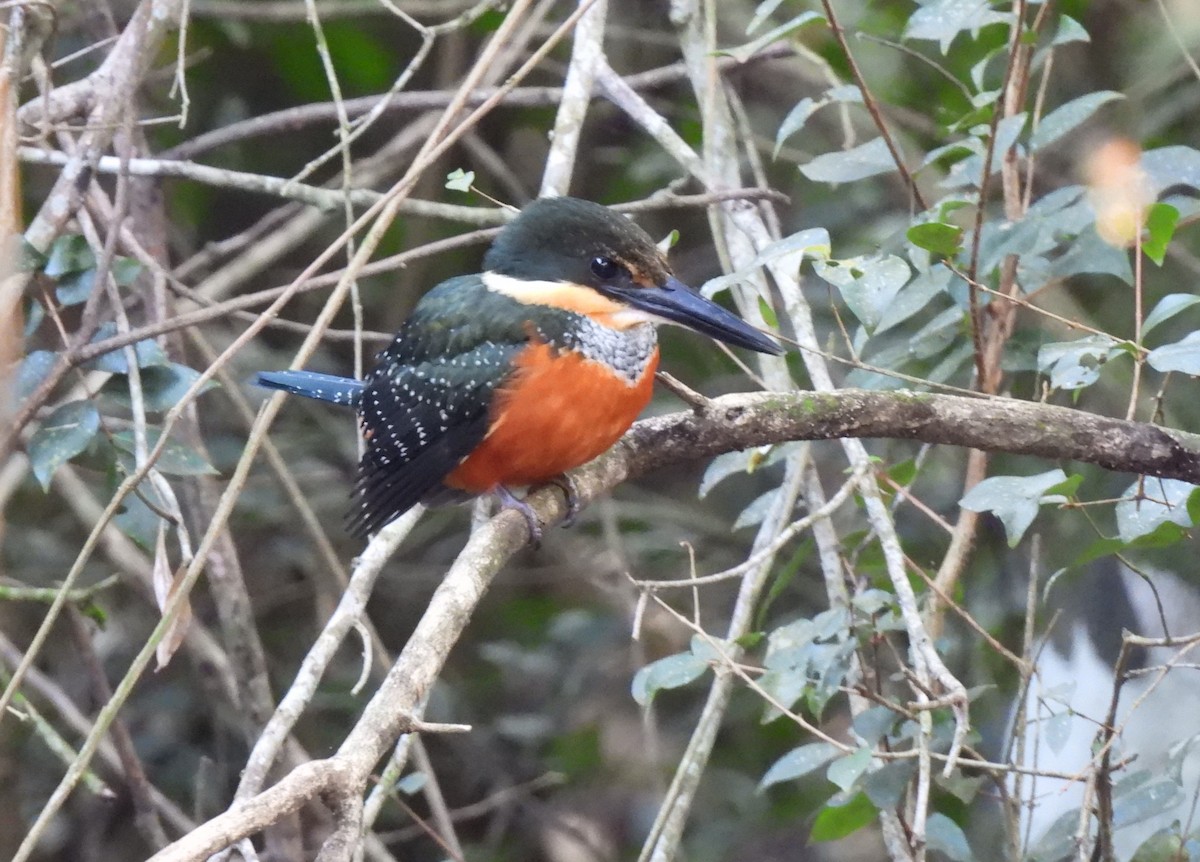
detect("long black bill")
[619,277,782,355]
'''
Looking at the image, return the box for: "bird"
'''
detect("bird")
[256,196,781,540]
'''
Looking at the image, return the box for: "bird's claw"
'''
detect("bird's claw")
[495,485,543,547]
[546,474,581,527]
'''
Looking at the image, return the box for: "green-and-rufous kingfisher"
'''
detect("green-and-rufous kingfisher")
[256,196,781,538]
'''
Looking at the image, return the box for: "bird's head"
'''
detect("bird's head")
[482,197,782,355]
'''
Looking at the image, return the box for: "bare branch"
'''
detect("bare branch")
[144,383,1200,859]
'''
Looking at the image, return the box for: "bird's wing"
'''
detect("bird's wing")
[348,342,521,536]
[347,276,542,537]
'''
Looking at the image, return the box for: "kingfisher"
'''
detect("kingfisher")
[256,196,781,539]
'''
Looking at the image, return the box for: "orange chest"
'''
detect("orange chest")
[445,342,660,492]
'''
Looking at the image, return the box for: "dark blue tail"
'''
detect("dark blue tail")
[254,370,363,407]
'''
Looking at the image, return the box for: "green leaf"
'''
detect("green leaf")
[112,257,144,287]
[1188,486,1200,526]
[852,707,898,746]
[631,653,710,706]
[908,306,964,360]
[806,643,854,715]
[55,268,96,306]
[774,97,821,159]
[851,588,896,616]
[959,469,1070,547]
[700,228,831,299]
[907,222,964,257]
[718,11,824,64]
[809,793,877,842]
[734,488,779,531]
[927,342,974,385]
[266,20,393,99]
[688,633,729,663]
[19,237,45,271]
[1143,203,1179,265]
[924,141,980,172]
[1074,521,1188,567]
[801,137,897,183]
[886,458,918,488]
[759,742,840,790]
[113,482,160,549]
[1147,332,1200,375]
[862,760,915,808]
[43,234,95,277]
[760,611,853,720]
[1142,146,1200,197]
[826,747,872,792]
[318,23,394,93]
[1051,225,1134,283]
[699,450,754,499]
[394,773,428,795]
[1115,478,1197,542]
[757,295,779,327]
[735,631,765,650]
[1028,808,1079,862]
[469,7,504,34]
[747,0,787,34]
[28,400,100,490]
[903,0,1010,53]
[937,772,985,805]
[755,539,811,631]
[1143,293,1200,338]
[1043,711,1072,754]
[17,350,59,403]
[1031,91,1124,152]
[1052,15,1089,45]
[875,267,953,334]
[926,813,974,861]
[765,616,817,663]
[1113,778,1184,829]
[757,668,808,722]
[445,168,475,192]
[813,254,911,331]
[101,363,215,412]
[1131,828,1185,862]
[549,726,602,776]
[84,325,169,373]
[111,430,218,476]
[945,114,1027,188]
[23,299,44,337]
[132,337,171,369]
[1038,335,1123,390]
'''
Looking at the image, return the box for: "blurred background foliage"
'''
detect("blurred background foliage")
[5,0,1200,860]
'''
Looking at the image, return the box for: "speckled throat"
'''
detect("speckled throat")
[550,315,658,386]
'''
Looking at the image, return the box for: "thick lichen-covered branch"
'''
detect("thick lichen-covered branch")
[618,389,1200,487]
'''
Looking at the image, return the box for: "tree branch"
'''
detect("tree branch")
[157,47,791,161]
[620,389,1200,484]
[144,385,1199,860]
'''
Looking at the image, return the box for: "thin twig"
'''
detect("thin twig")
[817,0,927,211]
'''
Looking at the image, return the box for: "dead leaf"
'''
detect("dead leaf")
[152,523,192,669]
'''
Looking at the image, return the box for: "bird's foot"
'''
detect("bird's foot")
[495,485,543,546]
[546,474,581,527]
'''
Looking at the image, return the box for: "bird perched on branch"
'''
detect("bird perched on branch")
[256,196,781,539]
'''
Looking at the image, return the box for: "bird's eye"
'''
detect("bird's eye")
[590,256,620,281]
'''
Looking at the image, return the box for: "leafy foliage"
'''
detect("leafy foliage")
[7,0,1200,861]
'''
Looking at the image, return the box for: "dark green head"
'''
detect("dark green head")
[485,197,672,288]
[483,197,782,355]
